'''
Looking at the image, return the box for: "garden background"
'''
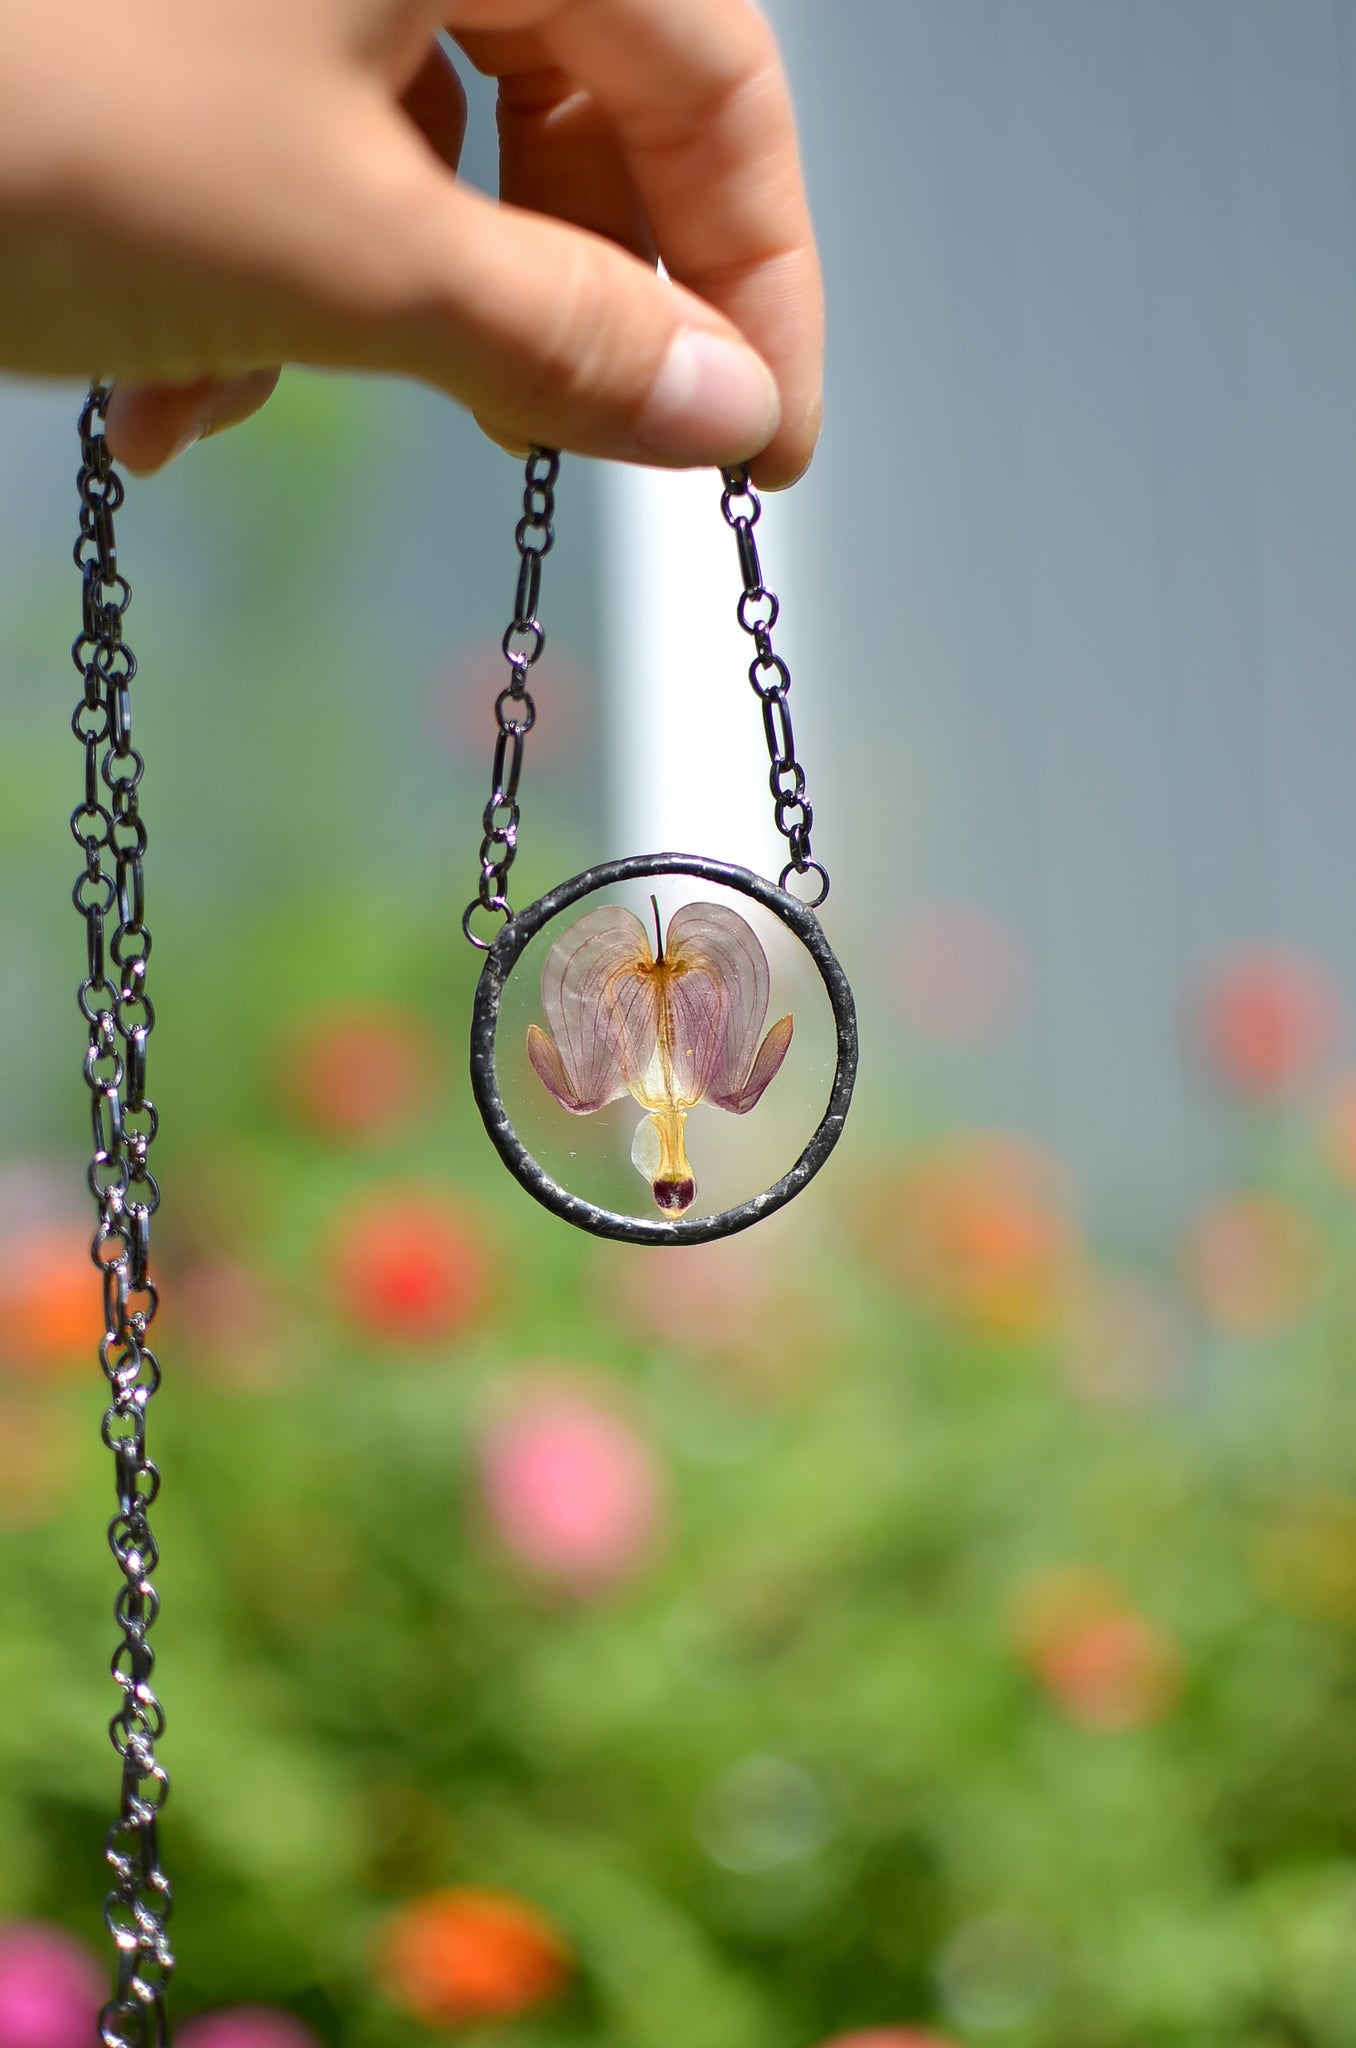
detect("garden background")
[5,4,1356,2045]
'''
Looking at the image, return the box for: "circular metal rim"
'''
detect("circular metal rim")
[469,851,858,1245]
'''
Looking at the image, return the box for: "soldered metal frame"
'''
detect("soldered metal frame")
[469,851,858,1245]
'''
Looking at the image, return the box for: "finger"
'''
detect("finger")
[400,38,468,175]
[497,69,652,263]
[451,1,822,486]
[105,368,282,473]
[321,97,780,470]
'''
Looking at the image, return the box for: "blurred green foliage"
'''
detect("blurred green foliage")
[3,376,1356,2048]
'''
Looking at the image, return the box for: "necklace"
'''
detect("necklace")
[462,451,857,1245]
[66,392,856,2043]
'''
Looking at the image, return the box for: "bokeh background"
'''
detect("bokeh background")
[5,4,1356,2045]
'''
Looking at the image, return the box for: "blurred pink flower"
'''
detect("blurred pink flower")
[892,903,1028,1044]
[0,1921,104,2048]
[276,1002,439,1141]
[1184,1192,1321,1334]
[1060,1272,1184,1409]
[178,2010,322,2048]
[815,2034,962,2048]
[427,640,587,762]
[1193,946,1340,1100]
[170,1260,290,1386]
[479,1382,666,1593]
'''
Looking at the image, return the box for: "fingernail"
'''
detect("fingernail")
[637,330,780,463]
[168,423,204,462]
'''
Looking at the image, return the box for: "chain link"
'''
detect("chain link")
[71,386,173,2048]
[464,453,827,935]
[720,465,829,907]
[462,448,559,948]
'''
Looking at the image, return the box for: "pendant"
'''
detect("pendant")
[470,851,857,1245]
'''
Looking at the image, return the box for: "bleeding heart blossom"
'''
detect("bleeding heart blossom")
[527,900,793,1214]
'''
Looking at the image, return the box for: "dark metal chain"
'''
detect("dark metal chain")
[463,447,560,947]
[721,464,829,906]
[71,386,173,2048]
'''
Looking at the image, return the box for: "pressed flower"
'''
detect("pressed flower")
[526,899,793,1215]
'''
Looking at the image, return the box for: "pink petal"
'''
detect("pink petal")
[532,906,657,1113]
[712,1012,794,1114]
[662,903,770,1105]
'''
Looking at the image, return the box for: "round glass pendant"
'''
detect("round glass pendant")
[470,853,858,1244]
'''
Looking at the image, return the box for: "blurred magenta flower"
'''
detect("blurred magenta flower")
[862,1134,1075,1338]
[892,901,1028,1044]
[178,2009,322,2048]
[0,1921,104,2048]
[479,1381,666,1593]
[527,900,792,1214]
[1184,1191,1321,1334]
[376,1886,570,2026]
[276,1001,439,1140]
[1193,945,1339,1099]
[1014,1567,1183,1732]
[328,1184,485,1346]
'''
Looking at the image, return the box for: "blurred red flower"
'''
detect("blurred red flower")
[1014,1568,1183,1732]
[328,1185,485,1345]
[479,1380,666,1594]
[0,1221,95,1379]
[276,1002,438,1140]
[0,1920,104,2048]
[1193,946,1339,1099]
[1184,1192,1321,1333]
[178,2008,322,2048]
[376,1886,570,2026]
[862,1135,1075,1338]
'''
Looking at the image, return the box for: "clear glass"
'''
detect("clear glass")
[493,874,840,1223]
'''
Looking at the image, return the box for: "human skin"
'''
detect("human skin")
[0,0,822,484]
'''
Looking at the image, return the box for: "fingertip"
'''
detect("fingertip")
[104,369,282,474]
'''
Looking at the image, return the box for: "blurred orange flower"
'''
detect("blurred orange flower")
[276,1002,438,1141]
[327,1186,485,1345]
[863,1135,1075,1338]
[1193,946,1339,1099]
[1014,1567,1183,1732]
[376,1886,570,2027]
[1319,1072,1356,1190]
[1184,1192,1321,1333]
[0,1220,95,1378]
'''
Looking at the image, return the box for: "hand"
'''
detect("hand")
[0,0,822,485]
